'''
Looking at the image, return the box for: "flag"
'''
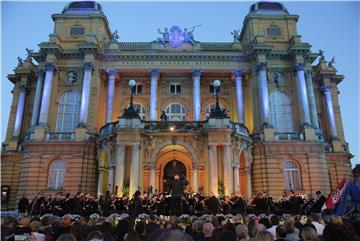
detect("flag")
[322,178,348,210]
[333,181,350,216]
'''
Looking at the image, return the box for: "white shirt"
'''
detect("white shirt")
[311,221,325,236]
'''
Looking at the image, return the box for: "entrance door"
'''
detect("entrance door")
[163,160,186,192]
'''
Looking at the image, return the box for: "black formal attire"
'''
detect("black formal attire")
[206,196,220,214]
[167,178,188,216]
[18,197,29,214]
[311,195,326,213]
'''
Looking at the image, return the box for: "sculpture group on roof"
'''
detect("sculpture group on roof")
[155,25,201,48]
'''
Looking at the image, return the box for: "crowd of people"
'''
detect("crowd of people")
[2,205,359,241]
[2,174,359,241]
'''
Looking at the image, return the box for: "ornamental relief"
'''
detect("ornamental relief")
[57,68,83,86]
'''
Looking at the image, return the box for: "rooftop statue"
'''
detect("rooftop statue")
[328,56,336,67]
[111,30,119,42]
[17,57,23,67]
[319,49,325,61]
[25,48,34,61]
[155,25,201,48]
[231,29,240,41]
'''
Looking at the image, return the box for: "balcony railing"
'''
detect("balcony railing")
[45,132,74,141]
[274,132,304,141]
[143,121,205,132]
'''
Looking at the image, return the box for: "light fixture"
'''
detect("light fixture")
[169,126,175,131]
[209,79,227,119]
[121,79,140,119]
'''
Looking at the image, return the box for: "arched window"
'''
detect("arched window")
[133,103,146,121]
[165,103,186,121]
[56,91,80,132]
[205,103,225,119]
[48,160,66,190]
[284,160,301,190]
[270,91,294,132]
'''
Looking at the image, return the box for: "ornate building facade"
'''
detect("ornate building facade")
[1,1,352,209]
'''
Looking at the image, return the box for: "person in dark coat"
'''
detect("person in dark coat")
[310,191,326,213]
[205,193,220,214]
[18,193,29,214]
[165,174,189,216]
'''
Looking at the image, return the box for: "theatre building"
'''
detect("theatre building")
[1,1,352,209]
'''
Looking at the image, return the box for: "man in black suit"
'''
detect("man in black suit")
[165,174,188,216]
[18,193,29,214]
[311,190,326,213]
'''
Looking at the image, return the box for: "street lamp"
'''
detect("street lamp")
[209,79,227,119]
[121,79,140,119]
[129,79,136,108]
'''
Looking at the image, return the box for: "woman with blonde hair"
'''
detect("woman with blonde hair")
[300,226,319,241]
[256,230,274,241]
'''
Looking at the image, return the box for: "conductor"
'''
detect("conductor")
[165,174,188,216]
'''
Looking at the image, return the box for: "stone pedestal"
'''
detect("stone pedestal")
[332,139,343,152]
[304,127,316,141]
[206,118,231,129]
[5,139,18,151]
[33,126,47,141]
[75,127,87,141]
[263,127,275,141]
[118,118,143,128]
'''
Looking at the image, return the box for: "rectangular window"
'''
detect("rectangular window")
[209,84,220,94]
[170,84,181,94]
[266,27,281,37]
[70,27,84,36]
[135,85,142,95]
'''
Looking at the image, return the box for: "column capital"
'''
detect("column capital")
[106,68,117,77]
[192,68,202,77]
[19,85,27,93]
[83,63,94,72]
[233,162,240,169]
[295,63,305,72]
[192,162,199,169]
[256,62,267,72]
[231,68,243,78]
[36,67,44,75]
[321,84,332,93]
[45,63,56,71]
[150,68,160,78]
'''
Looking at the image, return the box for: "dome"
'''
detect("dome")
[62,1,103,14]
[249,2,289,15]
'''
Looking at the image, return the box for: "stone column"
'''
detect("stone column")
[106,69,116,123]
[38,63,56,126]
[208,144,218,196]
[245,167,252,198]
[233,163,240,194]
[305,70,320,130]
[192,69,202,121]
[257,63,271,127]
[192,163,199,192]
[108,165,114,193]
[223,144,233,196]
[31,69,44,126]
[79,63,93,126]
[114,145,125,196]
[295,63,311,126]
[150,69,159,121]
[321,84,338,138]
[149,162,156,191]
[130,143,140,196]
[13,85,27,137]
[232,69,244,124]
